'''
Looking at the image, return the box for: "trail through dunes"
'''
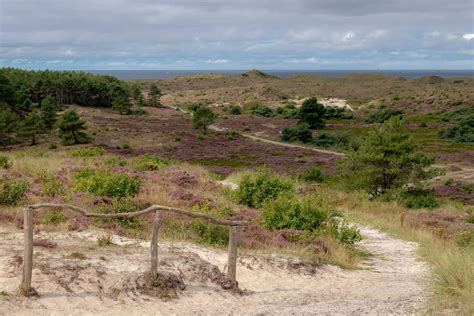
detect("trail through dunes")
[0,224,428,315]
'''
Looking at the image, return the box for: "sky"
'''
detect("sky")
[0,0,473,70]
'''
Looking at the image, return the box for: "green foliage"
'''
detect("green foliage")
[313,132,349,148]
[336,221,362,246]
[100,199,144,229]
[48,143,58,150]
[148,84,162,107]
[299,167,324,183]
[0,179,30,206]
[250,102,274,117]
[18,112,46,145]
[70,146,105,157]
[401,189,439,209]
[40,172,64,197]
[104,156,128,166]
[281,123,313,143]
[133,154,170,171]
[323,106,355,120]
[344,117,435,196]
[40,96,58,130]
[298,97,326,129]
[0,155,11,169]
[0,106,18,145]
[191,220,229,246]
[97,234,114,247]
[366,108,404,124]
[439,115,474,144]
[111,95,131,114]
[58,110,91,145]
[227,105,242,115]
[235,170,294,208]
[441,106,474,122]
[192,106,217,133]
[262,195,330,231]
[42,211,66,225]
[73,169,140,198]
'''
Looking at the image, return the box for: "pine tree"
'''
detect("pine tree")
[40,96,58,130]
[0,107,18,145]
[18,112,45,145]
[58,110,90,145]
[192,106,217,134]
[112,95,131,114]
[298,97,326,129]
[148,84,161,107]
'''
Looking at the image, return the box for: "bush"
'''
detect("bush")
[48,143,58,150]
[0,179,30,205]
[40,172,64,197]
[97,234,114,247]
[42,211,66,225]
[323,107,355,120]
[298,97,326,129]
[0,155,10,169]
[73,169,140,198]
[227,105,242,115]
[439,115,474,144]
[281,123,313,143]
[235,171,294,208]
[313,133,349,148]
[249,102,274,117]
[100,199,144,229]
[402,189,439,209]
[366,109,404,124]
[191,220,229,246]
[262,195,330,231]
[104,156,128,166]
[335,221,362,246]
[299,167,324,183]
[70,146,105,157]
[133,155,170,171]
[58,110,91,145]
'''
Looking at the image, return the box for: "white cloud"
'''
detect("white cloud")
[463,33,474,40]
[342,31,355,42]
[205,59,228,64]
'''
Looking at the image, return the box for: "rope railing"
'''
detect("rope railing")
[20,203,246,296]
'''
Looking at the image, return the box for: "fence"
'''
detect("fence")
[19,203,246,296]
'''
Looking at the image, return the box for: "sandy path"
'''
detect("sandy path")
[0,223,428,315]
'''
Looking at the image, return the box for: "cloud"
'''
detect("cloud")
[0,0,472,69]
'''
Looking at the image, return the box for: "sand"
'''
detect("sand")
[0,222,428,316]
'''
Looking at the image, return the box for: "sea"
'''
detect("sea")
[88,69,474,80]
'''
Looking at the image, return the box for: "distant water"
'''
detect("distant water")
[89,69,474,80]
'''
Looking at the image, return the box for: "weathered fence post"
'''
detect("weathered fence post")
[227,226,239,282]
[150,209,160,278]
[20,207,34,296]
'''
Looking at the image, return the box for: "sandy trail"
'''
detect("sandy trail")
[0,223,428,315]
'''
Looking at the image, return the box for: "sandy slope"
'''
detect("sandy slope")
[0,224,428,316]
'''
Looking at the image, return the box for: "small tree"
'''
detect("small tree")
[298,97,326,129]
[0,107,17,145]
[18,112,46,145]
[112,95,131,114]
[192,106,217,134]
[281,123,313,143]
[148,84,162,107]
[344,117,435,196]
[58,110,90,145]
[40,96,58,130]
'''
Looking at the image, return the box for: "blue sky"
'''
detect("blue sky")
[1,0,473,70]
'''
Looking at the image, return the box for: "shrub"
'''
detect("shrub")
[299,167,324,183]
[104,156,128,166]
[313,133,349,148]
[73,169,140,198]
[191,220,229,246]
[235,171,294,208]
[402,189,439,209]
[249,101,274,117]
[0,155,10,169]
[99,199,144,229]
[0,179,29,205]
[133,155,170,171]
[298,97,326,129]
[70,146,105,157]
[227,105,242,115]
[366,109,404,124]
[97,234,114,247]
[48,143,58,150]
[58,110,91,145]
[335,221,362,246]
[40,172,64,197]
[281,123,313,143]
[192,106,217,134]
[439,115,474,144]
[42,211,66,225]
[262,195,330,231]
[323,107,354,120]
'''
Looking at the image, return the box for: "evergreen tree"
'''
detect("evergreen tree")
[40,96,58,130]
[148,84,161,107]
[136,93,145,107]
[0,107,17,145]
[18,112,45,145]
[192,106,217,134]
[298,97,326,129]
[58,110,90,145]
[112,95,131,114]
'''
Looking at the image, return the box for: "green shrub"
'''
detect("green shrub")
[281,123,313,143]
[335,221,362,246]
[48,143,58,150]
[97,234,114,247]
[99,199,144,229]
[366,109,404,124]
[439,115,474,144]
[323,107,355,120]
[235,171,294,208]
[0,179,30,206]
[73,169,140,198]
[299,167,324,183]
[70,146,105,157]
[104,156,128,166]
[42,211,66,225]
[227,105,242,115]
[262,195,329,231]
[313,133,349,148]
[402,189,439,209]
[40,172,64,197]
[249,102,274,117]
[191,220,229,246]
[133,154,170,171]
[0,155,11,169]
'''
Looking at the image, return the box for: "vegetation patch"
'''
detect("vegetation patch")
[73,169,141,198]
[0,179,30,206]
[133,154,170,171]
[70,146,105,157]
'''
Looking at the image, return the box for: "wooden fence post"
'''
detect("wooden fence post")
[150,210,160,278]
[20,207,34,296]
[227,226,239,282]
